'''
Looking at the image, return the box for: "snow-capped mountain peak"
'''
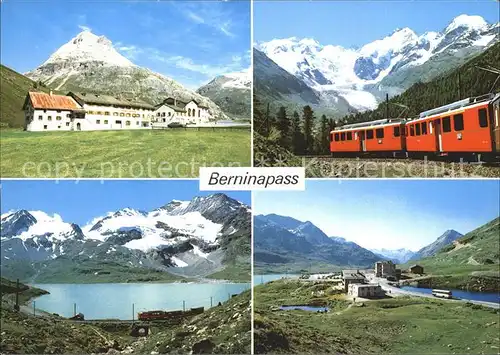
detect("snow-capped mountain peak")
[42,30,135,68]
[222,68,251,89]
[445,14,489,34]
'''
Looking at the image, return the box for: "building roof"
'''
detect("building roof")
[155,102,186,112]
[342,270,365,280]
[409,264,423,268]
[25,92,82,111]
[163,97,209,110]
[68,92,155,110]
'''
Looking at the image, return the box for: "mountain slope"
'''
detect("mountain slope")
[254,214,380,271]
[0,64,53,128]
[256,14,498,115]
[341,41,500,124]
[412,230,464,260]
[0,194,251,282]
[25,30,228,120]
[196,69,251,118]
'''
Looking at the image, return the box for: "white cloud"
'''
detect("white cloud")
[180,3,237,38]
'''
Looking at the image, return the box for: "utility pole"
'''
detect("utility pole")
[183,300,185,312]
[73,303,76,316]
[210,297,213,308]
[458,72,461,100]
[132,303,135,323]
[33,301,36,316]
[385,93,389,119]
[265,102,270,136]
[14,279,20,311]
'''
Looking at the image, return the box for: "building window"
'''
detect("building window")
[97,111,103,115]
[67,114,71,118]
[347,131,352,140]
[48,116,52,121]
[415,123,421,136]
[113,112,118,116]
[56,116,62,121]
[421,122,427,135]
[136,121,139,125]
[198,110,201,117]
[366,130,374,139]
[142,122,149,127]
[126,113,131,117]
[57,110,61,113]
[453,114,464,131]
[44,125,48,130]
[120,113,125,117]
[126,121,131,126]
[96,120,101,124]
[162,112,166,117]
[58,126,61,129]
[188,108,191,117]
[334,133,339,141]
[376,128,384,138]
[66,122,70,126]
[341,132,346,141]
[478,108,488,128]
[104,120,109,124]
[393,126,400,137]
[442,116,451,132]
[105,112,110,116]
[168,112,172,117]
[38,115,43,120]
[410,125,415,136]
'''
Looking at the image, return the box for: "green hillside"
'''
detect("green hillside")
[341,42,500,125]
[0,64,54,128]
[401,217,500,291]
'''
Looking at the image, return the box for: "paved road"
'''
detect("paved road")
[371,277,499,309]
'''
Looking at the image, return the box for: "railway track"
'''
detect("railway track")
[296,155,500,178]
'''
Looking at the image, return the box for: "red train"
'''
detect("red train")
[137,307,204,321]
[329,93,500,161]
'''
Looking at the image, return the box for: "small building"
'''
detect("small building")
[395,268,402,280]
[375,261,396,278]
[342,269,366,292]
[409,264,424,274]
[23,91,85,131]
[153,97,210,126]
[348,284,384,299]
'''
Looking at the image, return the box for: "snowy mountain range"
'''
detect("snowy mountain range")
[1,193,251,282]
[24,30,237,119]
[255,14,498,115]
[196,69,251,118]
[370,248,417,264]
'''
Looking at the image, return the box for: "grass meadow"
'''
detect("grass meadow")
[0,128,250,178]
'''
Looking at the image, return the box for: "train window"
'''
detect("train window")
[442,117,451,132]
[334,133,340,141]
[341,132,346,141]
[410,125,415,136]
[376,128,384,138]
[453,114,464,131]
[366,130,374,139]
[394,126,400,137]
[330,133,334,142]
[478,108,488,128]
[416,123,421,136]
[421,122,427,135]
[347,132,352,140]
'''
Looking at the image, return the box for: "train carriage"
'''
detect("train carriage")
[406,94,500,157]
[330,119,406,155]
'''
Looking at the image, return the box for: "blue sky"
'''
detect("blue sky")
[254,1,499,46]
[254,180,500,251]
[0,180,251,226]
[1,0,250,89]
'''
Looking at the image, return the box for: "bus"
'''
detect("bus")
[432,289,453,299]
